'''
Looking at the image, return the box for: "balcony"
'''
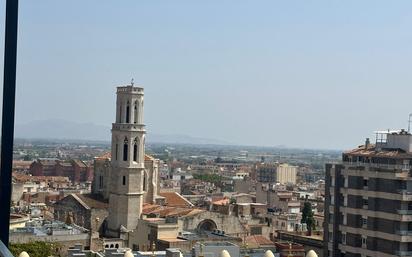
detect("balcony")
[343,162,411,172]
[397,210,412,215]
[398,190,412,195]
[395,250,412,257]
[396,230,412,236]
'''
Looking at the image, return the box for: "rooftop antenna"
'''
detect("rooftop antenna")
[408,113,412,133]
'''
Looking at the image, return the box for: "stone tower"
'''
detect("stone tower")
[106,83,145,237]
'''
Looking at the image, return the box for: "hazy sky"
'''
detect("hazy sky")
[1,1,412,149]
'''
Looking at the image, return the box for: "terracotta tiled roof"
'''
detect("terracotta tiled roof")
[142,204,163,214]
[344,144,412,158]
[72,160,87,167]
[12,161,32,168]
[142,204,204,218]
[12,172,70,183]
[95,152,112,160]
[159,192,194,208]
[212,198,229,206]
[245,235,274,248]
[145,155,155,161]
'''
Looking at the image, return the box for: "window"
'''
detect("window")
[115,143,118,160]
[123,137,128,161]
[133,138,138,162]
[122,176,126,185]
[361,236,367,248]
[119,104,122,123]
[363,198,368,208]
[134,101,138,124]
[143,172,147,191]
[363,179,368,188]
[342,233,346,244]
[361,216,367,228]
[126,101,130,123]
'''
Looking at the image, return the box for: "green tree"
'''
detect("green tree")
[301,201,315,236]
[229,197,236,204]
[9,241,59,257]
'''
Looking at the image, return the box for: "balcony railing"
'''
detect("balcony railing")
[395,250,412,257]
[343,162,411,172]
[397,190,412,195]
[397,210,412,215]
[396,230,412,236]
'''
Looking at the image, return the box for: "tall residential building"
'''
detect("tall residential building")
[257,163,297,184]
[325,129,412,257]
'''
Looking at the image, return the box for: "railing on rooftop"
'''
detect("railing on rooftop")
[343,161,411,171]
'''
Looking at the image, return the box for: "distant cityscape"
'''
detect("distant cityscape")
[8,83,411,257]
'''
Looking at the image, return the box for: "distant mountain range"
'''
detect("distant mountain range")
[15,119,232,145]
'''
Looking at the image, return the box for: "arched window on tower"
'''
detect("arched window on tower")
[134,101,138,124]
[115,143,118,160]
[119,104,123,123]
[133,137,138,162]
[143,172,147,191]
[126,101,130,123]
[123,137,128,161]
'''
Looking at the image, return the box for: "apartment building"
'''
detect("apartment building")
[257,163,297,184]
[325,129,412,257]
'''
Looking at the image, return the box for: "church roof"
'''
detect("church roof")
[159,192,194,208]
[69,193,108,210]
[142,204,204,218]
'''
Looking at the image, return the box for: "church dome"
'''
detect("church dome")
[264,250,275,257]
[124,250,134,257]
[306,250,318,257]
[220,250,231,257]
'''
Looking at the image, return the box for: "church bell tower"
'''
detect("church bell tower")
[106,82,145,237]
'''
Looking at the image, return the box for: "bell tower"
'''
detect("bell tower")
[106,82,145,237]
